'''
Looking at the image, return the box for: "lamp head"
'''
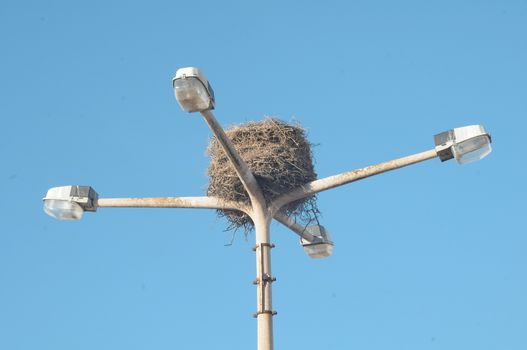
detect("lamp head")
[173,67,215,112]
[43,186,98,220]
[434,125,492,164]
[301,225,334,259]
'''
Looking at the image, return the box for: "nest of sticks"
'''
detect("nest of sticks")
[206,118,319,232]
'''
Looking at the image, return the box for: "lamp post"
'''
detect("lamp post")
[44,67,493,350]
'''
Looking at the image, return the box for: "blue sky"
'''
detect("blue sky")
[1,0,526,349]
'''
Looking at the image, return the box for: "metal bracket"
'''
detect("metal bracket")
[252,242,277,319]
[263,273,276,283]
[253,274,276,285]
[253,310,278,318]
[434,131,455,162]
[252,243,275,251]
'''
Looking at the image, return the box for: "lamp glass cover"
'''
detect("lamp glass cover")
[44,199,84,220]
[452,135,492,164]
[303,243,334,259]
[173,77,212,112]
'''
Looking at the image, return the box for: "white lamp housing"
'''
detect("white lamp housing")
[434,125,492,165]
[43,186,98,220]
[301,225,334,259]
[173,67,215,112]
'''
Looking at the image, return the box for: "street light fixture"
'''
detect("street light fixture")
[272,212,334,259]
[44,66,494,350]
[434,125,492,165]
[301,225,334,259]
[172,67,215,112]
[43,186,98,220]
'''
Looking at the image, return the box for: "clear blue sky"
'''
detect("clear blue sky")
[1,0,525,349]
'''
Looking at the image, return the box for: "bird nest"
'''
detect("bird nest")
[206,118,319,232]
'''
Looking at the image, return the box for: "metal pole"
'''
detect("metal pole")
[92,147,438,350]
[251,208,275,350]
[199,109,274,349]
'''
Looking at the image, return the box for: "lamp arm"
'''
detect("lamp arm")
[273,211,322,243]
[200,110,266,208]
[97,196,249,213]
[98,196,315,241]
[270,148,438,214]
